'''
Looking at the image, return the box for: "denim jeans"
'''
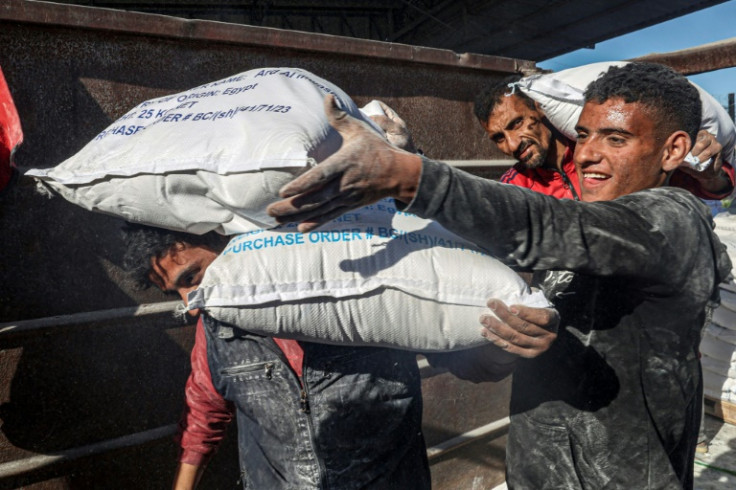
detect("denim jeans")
[203,315,431,489]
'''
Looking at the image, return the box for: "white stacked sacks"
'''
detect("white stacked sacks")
[26,67,549,352]
[702,211,736,405]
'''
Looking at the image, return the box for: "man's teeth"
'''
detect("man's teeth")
[584,173,608,179]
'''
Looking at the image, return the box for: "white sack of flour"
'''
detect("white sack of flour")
[26,67,375,234]
[514,61,736,170]
[187,200,551,352]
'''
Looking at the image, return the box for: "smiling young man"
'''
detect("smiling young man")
[267,62,732,489]
[474,73,734,202]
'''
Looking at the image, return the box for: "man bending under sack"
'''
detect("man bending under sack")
[474,73,734,201]
[267,62,732,489]
[122,224,557,490]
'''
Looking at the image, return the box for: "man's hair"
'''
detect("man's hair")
[473,75,536,124]
[121,222,229,289]
[584,62,701,144]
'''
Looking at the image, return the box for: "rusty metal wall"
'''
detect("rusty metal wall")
[0,0,530,488]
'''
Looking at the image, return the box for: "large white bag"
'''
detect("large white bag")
[26,67,375,235]
[28,67,551,351]
[188,200,550,352]
[514,61,736,170]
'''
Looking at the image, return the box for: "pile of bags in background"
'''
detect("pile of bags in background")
[703,211,736,405]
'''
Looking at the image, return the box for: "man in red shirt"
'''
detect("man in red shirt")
[474,74,734,201]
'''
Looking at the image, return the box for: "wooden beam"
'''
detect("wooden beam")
[631,37,736,75]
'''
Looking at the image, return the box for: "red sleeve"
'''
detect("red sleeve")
[176,318,235,466]
[669,162,735,200]
[499,163,529,187]
[0,66,23,193]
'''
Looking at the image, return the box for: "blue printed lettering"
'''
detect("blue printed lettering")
[223,84,258,96]
[334,213,360,223]
[255,69,280,77]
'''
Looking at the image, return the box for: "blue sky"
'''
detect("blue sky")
[539,1,736,107]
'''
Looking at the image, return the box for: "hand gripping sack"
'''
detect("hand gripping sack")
[25,68,374,235]
[187,200,551,352]
[514,61,736,170]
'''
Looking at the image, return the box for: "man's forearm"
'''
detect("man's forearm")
[404,158,700,286]
[172,462,205,490]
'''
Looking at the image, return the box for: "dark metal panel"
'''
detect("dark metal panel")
[0,0,535,74]
[43,0,731,61]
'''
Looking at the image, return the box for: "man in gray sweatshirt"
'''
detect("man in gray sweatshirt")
[267,62,732,489]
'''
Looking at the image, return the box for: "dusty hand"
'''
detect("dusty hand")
[369,100,417,153]
[678,130,729,193]
[480,299,559,358]
[691,130,723,167]
[267,95,421,233]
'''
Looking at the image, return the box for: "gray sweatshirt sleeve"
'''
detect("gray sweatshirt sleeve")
[403,158,725,291]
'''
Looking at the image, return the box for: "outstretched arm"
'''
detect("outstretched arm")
[268,95,706,289]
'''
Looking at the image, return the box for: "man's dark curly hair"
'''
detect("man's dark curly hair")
[584,62,701,145]
[473,74,537,124]
[121,222,229,289]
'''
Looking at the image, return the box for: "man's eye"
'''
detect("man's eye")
[607,136,625,145]
[576,132,587,141]
[180,271,200,288]
[492,135,504,144]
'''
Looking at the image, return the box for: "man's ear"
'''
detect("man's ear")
[661,130,691,172]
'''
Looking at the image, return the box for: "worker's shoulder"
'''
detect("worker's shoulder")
[618,186,715,230]
[621,186,710,213]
